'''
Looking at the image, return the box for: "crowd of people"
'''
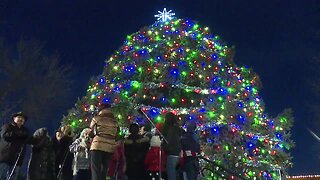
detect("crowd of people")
[0,105,201,180]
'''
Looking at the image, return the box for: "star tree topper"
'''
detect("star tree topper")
[154,8,175,22]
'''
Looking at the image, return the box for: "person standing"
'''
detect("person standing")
[28,127,55,180]
[124,123,149,180]
[181,121,200,180]
[162,112,182,180]
[53,129,63,177]
[144,135,166,180]
[90,104,118,180]
[107,136,126,180]
[54,125,74,180]
[140,123,153,140]
[69,128,91,180]
[0,112,31,180]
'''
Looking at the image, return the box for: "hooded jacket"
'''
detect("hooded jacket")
[28,128,55,180]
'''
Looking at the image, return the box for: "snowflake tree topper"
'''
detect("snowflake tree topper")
[154,8,175,22]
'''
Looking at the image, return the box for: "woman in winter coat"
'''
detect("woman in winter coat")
[28,127,55,180]
[90,104,118,180]
[69,128,91,180]
[144,135,166,180]
[162,112,183,180]
[124,123,150,180]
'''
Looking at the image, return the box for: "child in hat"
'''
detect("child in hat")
[144,135,166,180]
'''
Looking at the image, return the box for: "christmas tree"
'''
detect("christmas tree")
[62,9,294,179]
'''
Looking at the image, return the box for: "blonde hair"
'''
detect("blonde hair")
[80,128,91,138]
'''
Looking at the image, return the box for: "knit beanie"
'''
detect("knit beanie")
[150,135,161,147]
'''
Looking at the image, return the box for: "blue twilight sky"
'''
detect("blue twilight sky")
[0,0,319,175]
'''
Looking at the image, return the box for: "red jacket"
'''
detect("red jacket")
[107,142,126,178]
[144,147,166,172]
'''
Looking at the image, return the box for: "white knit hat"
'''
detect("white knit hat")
[150,135,161,147]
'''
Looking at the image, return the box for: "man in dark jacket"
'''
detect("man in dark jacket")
[140,123,153,140]
[0,112,31,180]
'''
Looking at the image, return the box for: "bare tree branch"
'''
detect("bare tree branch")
[0,38,74,128]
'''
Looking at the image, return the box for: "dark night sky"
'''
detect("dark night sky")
[1,0,319,175]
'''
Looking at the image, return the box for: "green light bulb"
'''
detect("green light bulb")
[280,117,287,123]
[132,81,141,88]
[207,111,216,118]
[156,116,163,122]
[171,98,176,103]
[193,24,199,30]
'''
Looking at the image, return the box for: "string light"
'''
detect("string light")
[287,175,320,179]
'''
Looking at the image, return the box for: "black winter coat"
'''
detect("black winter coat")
[28,128,55,180]
[53,135,73,179]
[181,131,200,153]
[0,122,30,166]
[124,134,149,179]
[163,126,182,156]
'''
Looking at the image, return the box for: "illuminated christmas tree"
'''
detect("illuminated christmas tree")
[62,9,294,179]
